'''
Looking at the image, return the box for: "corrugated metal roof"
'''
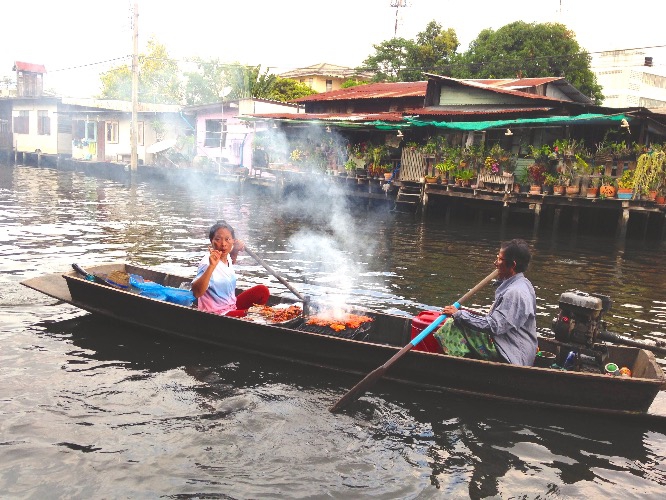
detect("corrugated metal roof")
[62,97,181,113]
[279,62,374,80]
[292,81,427,102]
[246,111,406,123]
[425,74,574,103]
[474,77,561,88]
[409,106,554,116]
[13,61,46,73]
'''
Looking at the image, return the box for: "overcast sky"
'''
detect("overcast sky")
[3,0,665,97]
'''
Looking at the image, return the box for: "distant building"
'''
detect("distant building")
[279,63,374,93]
[592,49,666,108]
[13,61,46,97]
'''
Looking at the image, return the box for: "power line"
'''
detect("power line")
[50,56,131,73]
[28,42,666,79]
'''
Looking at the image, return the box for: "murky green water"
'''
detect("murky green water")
[1,164,665,498]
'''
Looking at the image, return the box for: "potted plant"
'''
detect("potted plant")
[343,158,356,176]
[599,174,617,198]
[543,173,558,195]
[382,164,394,180]
[436,159,457,184]
[616,169,635,199]
[587,176,601,198]
[633,150,665,199]
[456,168,475,187]
[527,163,547,194]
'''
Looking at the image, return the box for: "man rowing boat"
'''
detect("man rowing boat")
[436,239,538,366]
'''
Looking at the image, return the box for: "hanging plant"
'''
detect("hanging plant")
[633,151,666,195]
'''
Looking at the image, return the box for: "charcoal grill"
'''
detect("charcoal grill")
[297,316,374,340]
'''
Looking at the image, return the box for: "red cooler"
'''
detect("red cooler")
[411,310,444,353]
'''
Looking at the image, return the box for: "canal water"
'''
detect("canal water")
[1,164,665,498]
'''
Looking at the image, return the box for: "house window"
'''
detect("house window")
[86,122,96,141]
[73,120,96,141]
[204,119,226,148]
[58,115,71,134]
[106,121,119,143]
[37,110,51,135]
[13,110,29,134]
[326,79,333,92]
[138,121,144,146]
[307,78,314,88]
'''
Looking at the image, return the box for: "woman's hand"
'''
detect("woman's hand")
[233,239,245,253]
[208,246,223,267]
[442,304,459,316]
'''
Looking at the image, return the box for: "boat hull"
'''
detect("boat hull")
[22,263,666,417]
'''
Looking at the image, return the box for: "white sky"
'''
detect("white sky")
[3,0,665,98]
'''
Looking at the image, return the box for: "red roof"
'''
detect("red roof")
[248,111,406,123]
[13,61,46,73]
[409,107,554,117]
[292,81,427,103]
[473,77,561,88]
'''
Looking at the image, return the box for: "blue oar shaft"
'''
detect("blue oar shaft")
[410,301,460,346]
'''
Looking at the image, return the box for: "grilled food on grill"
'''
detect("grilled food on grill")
[306,313,373,331]
[248,304,302,323]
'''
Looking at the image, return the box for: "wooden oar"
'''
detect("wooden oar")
[243,246,306,302]
[329,269,499,413]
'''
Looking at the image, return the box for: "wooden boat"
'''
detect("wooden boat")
[22,263,666,420]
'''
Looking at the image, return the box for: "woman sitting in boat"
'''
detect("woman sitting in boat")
[436,238,538,366]
[191,220,270,317]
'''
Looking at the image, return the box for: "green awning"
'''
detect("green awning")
[404,113,629,131]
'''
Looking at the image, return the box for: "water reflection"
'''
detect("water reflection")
[3,164,666,496]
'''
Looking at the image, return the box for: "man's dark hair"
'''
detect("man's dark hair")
[500,239,531,273]
[208,220,235,241]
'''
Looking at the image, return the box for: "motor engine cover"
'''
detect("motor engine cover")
[552,290,605,346]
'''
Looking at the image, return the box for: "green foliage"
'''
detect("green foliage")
[341,78,370,89]
[363,37,415,82]
[183,58,230,105]
[452,21,603,104]
[224,64,277,100]
[633,151,666,194]
[617,169,635,190]
[362,20,458,81]
[266,78,317,101]
[99,37,181,104]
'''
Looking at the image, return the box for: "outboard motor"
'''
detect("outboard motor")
[551,290,612,370]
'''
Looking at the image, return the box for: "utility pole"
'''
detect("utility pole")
[130,1,139,171]
[390,0,407,37]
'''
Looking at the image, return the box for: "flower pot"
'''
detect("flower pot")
[553,185,566,196]
[656,195,666,205]
[424,176,437,184]
[384,173,392,180]
[586,187,599,198]
[542,184,553,195]
[566,185,580,196]
[529,184,542,194]
[647,190,657,201]
[617,188,633,200]
[600,185,616,198]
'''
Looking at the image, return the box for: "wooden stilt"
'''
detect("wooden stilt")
[533,203,541,235]
[617,208,630,240]
[552,208,561,236]
[572,207,580,235]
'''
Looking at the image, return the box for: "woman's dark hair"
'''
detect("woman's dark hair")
[500,238,531,273]
[208,220,235,241]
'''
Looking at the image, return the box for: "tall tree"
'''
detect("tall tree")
[99,37,181,104]
[266,78,317,102]
[454,21,603,103]
[183,58,229,105]
[362,37,414,82]
[361,21,458,81]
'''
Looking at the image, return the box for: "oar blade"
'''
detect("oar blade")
[329,365,387,413]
